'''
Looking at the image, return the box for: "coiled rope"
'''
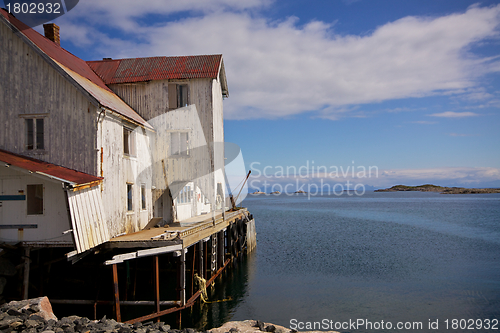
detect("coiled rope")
[194,273,232,304]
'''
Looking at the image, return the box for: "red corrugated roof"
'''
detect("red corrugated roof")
[87,55,223,84]
[0,9,151,129]
[0,149,102,187]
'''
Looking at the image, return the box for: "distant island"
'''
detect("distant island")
[375,184,500,194]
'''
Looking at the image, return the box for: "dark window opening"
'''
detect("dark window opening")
[26,119,34,150]
[141,184,146,210]
[27,184,43,215]
[36,118,44,150]
[127,184,133,211]
[168,84,189,109]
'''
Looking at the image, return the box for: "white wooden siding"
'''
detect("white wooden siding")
[0,19,97,175]
[67,186,110,253]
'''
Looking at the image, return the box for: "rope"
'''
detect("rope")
[194,273,233,304]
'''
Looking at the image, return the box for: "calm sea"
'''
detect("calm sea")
[188,191,500,332]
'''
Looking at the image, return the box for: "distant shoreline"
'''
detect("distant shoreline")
[375,184,500,194]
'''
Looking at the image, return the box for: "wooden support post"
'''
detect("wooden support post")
[154,256,160,322]
[22,247,30,300]
[112,264,121,322]
[198,240,203,280]
[191,245,196,297]
[203,241,208,280]
[218,231,224,270]
[180,250,186,306]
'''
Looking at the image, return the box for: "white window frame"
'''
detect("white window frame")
[123,126,136,157]
[170,131,190,157]
[127,183,134,212]
[177,185,193,205]
[19,114,47,152]
[141,184,146,210]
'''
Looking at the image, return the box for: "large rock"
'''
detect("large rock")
[209,320,339,333]
[4,296,57,321]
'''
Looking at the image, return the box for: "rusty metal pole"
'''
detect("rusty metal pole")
[112,264,121,322]
[154,256,160,322]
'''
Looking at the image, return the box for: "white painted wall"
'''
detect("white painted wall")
[97,113,153,237]
[0,166,72,244]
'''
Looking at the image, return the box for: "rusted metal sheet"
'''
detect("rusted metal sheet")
[0,149,102,188]
[87,55,223,84]
[67,186,110,253]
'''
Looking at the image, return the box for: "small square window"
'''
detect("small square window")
[27,184,43,215]
[25,118,44,151]
[168,84,189,109]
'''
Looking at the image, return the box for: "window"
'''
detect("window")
[27,184,43,215]
[177,185,192,204]
[141,184,146,210]
[127,184,133,211]
[25,118,44,150]
[123,127,136,156]
[170,132,189,156]
[168,84,189,109]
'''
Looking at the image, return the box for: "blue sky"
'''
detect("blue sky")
[14,0,500,189]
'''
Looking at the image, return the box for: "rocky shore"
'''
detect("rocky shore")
[0,298,339,333]
[375,184,500,194]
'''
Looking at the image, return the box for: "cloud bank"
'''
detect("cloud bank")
[58,1,500,120]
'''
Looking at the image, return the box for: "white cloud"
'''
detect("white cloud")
[411,120,437,124]
[58,2,500,119]
[429,111,479,118]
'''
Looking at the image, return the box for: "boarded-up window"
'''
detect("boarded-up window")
[27,184,43,215]
[25,118,44,150]
[123,127,136,156]
[168,84,189,109]
[127,184,133,211]
[141,184,146,210]
[170,132,189,156]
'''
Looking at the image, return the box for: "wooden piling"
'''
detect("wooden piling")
[154,256,160,322]
[22,247,30,300]
[112,264,121,322]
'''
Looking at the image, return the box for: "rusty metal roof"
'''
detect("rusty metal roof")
[87,55,223,84]
[0,149,103,187]
[0,10,151,129]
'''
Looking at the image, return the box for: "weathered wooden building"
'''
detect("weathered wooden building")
[0,8,255,324]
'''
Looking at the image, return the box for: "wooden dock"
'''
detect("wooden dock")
[49,207,256,325]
